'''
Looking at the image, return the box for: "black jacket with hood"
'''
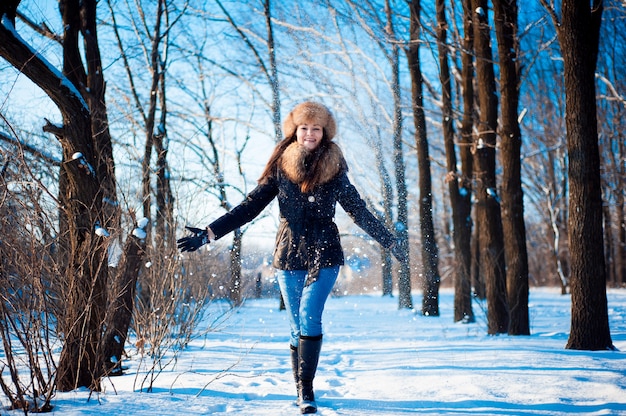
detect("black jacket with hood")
[209,140,395,285]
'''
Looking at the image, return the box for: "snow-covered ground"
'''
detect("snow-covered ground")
[4,288,626,416]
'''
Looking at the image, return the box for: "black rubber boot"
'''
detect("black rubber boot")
[298,335,323,414]
[290,344,300,403]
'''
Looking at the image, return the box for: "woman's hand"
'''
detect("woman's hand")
[176,226,213,252]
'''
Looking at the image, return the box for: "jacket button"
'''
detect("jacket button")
[308,196,315,202]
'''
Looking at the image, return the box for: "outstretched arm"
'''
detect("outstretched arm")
[177,178,278,253]
[208,178,278,240]
[337,174,399,254]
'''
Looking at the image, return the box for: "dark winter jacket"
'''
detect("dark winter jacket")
[209,141,396,285]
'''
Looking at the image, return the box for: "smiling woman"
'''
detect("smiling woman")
[177,101,403,414]
[296,124,323,150]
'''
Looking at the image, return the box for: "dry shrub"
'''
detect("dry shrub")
[0,154,59,413]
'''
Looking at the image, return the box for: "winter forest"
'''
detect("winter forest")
[0,0,624,414]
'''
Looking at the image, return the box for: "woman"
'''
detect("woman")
[177,101,402,414]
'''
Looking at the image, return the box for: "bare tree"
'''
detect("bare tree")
[380,0,412,310]
[101,0,187,371]
[264,0,282,142]
[0,0,119,391]
[453,0,477,320]
[596,0,626,288]
[193,100,250,306]
[540,0,613,350]
[373,133,395,297]
[406,0,441,316]
[521,59,570,292]
[471,0,509,334]
[215,0,282,143]
[493,0,530,335]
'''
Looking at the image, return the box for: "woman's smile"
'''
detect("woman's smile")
[297,124,323,150]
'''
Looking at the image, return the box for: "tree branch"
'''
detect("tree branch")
[0,130,61,166]
[0,16,89,117]
[214,0,271,82]
[16,11,62,43]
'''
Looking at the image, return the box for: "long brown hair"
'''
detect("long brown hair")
[258,135,296,184]
[258,130,333,193]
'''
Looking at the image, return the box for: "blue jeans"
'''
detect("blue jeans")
[276,266,340,347]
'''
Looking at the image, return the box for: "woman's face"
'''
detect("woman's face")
[296,123,323,151]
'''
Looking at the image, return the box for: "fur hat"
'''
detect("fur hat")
[283,101,337,140]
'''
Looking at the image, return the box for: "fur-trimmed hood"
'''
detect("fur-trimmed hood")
[280,141,347,188]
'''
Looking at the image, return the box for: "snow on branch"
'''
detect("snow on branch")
[0,15,88,112]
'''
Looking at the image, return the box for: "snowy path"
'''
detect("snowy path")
[11,288,626,416]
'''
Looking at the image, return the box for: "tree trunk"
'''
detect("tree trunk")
[407,0,441,316]
[493,0,530,335]
[618,185,626,286]
[264,0,282,143]
[612,132,625,286]
[471,217,485,299]
[549,0,613,350]
[603,202,614,285]
[544,147,570,292]
[58,0,110,391]
[82,0,118,233]
[101,235,146,374]
[384,0,412,310]
[457,0,478,314]
[376,140,395,296]
[1,0,110,391]
[230,228,244,305]
[154,47,174,253]
[471,0,509,334]
[438,0,474,322]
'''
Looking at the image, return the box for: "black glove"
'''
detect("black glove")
[177,226,210,252]
[390,239,405,262]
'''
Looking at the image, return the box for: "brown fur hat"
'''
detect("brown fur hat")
[283,101,337,140]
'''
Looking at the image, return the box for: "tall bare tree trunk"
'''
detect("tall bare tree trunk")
[438,0,474,322]
[458,0,478,311]
[471,0,509,334]
[230,229,244,305]
[101,234,145,375]
[541,0,613,350]
[82,1,118,233]
[493,0,529,335]
[610,126,625,286]
[264,0,282,142]
[618,159,626,286]
[384,0,412,310]
[407,0,441,316]
[373,138,395,297]
[603,201,614,285]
